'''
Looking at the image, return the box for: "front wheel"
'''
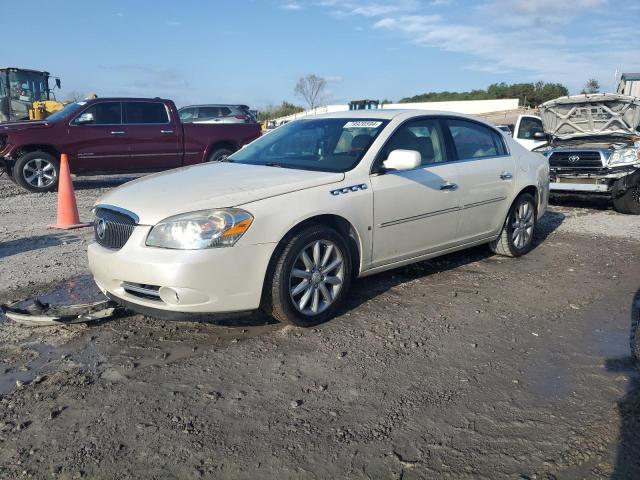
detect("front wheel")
[13,151,59,193]
[489,193,537,257]
[206,148,235,163]
[612,182,640,215]
[262,225,352,327]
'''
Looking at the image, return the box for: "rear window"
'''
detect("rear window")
[124,102,169,124]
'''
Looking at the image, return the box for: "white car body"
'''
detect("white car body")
[88,110,549,321]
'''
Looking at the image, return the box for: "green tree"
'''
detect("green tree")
[400,82,569,107]
[257,101,304,122]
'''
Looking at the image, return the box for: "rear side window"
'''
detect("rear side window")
[219,107,232,117]
[447,119,500,159]
[124,102,169,124]
[76,102,122,125]
[517,117,543,139]
[198,107,220,119]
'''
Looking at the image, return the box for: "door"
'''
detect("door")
[123,101,181,170]
[445,118,515,241]
[514,115,546,151]
[71,101,131,173]
[371,118,461,266]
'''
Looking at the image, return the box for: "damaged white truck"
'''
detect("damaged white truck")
[535,94,640,214]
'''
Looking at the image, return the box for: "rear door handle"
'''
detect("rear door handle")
[440,182,458,191]
[110,131,125,135]
[500,171,513,180]
[160,130,174,134]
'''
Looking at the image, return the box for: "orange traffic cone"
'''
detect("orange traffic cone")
[48,154,91,230]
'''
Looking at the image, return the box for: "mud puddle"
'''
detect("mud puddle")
[1,275,282,395]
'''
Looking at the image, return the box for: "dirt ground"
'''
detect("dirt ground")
[1,174,639,479]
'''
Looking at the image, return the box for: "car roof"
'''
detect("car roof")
[308,109,500,125]
[179,104,248,109]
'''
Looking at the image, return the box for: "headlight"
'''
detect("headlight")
[146,208,253,249]
[608,147,639,166]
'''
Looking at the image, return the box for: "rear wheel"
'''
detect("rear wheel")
[489,193,537,257]
[261,225,352,327]
[13,151,59,193]
[612,182,640,215]
[206,147,234,163]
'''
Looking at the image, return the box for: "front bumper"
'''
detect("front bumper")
[88,225,277,315]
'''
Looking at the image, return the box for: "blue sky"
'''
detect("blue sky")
[2,0,638,108]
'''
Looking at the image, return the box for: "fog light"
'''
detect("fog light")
[159,287,180,305]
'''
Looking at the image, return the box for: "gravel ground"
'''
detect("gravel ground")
[1,175,639,479]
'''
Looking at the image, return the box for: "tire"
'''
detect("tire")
[489,193,537,257]
[206,148,234,163]
[612,182,640,215]
[13,151,59,193]
[261,225,352,327]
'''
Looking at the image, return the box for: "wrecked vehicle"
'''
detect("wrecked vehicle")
[535,94,640,214]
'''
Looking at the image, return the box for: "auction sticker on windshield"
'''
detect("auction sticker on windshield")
[343,121,383,129]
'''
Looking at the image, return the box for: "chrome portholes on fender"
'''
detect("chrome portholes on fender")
[330,184,368,196]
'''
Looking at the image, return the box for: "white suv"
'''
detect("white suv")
[88,110,549,326]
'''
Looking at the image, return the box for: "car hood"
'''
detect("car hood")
[96,162,345,225]
[0,120,52,132]
[539,94,640,140]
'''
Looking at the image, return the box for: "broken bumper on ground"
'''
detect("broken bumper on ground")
[87,227,277,318]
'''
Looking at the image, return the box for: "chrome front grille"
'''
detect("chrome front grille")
[94,207,137,250]
[549,151,604,169]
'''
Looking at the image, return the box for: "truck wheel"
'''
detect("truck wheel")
[261,225,352,327]
[206,148,234,162]
[13,151,59,193]
[489,193,537,257]
[612,183,640,215]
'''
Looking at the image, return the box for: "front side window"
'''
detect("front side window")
[230,118,389,173]
[124,102,169,124]
[447,119,500,159]
[179,107,196,123]
[378,118,447,166]
[197,106,220,120]
[517,117,544,139]
[75,102,122,125]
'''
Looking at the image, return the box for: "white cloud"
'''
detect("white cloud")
[314,0,637,91]
[281,3,303,10]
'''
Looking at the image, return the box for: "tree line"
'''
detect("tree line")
[399,81,570,107]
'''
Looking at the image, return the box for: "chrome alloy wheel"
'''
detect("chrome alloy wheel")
[23,158,57,188]
[289,240,345,316]
[511,201,534,249]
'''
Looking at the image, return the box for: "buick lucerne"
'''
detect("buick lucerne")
[88,110,549,326]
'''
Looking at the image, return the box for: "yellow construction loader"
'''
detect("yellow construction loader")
[0,67,65,122]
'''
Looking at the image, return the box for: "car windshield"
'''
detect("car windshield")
[230,118,389,172]
[46,102,85,122]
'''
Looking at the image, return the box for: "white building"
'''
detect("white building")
[617,73,640,97]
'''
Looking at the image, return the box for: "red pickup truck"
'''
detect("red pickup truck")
[0,97,261,192]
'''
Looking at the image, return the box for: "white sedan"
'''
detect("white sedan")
[88,110,549,326]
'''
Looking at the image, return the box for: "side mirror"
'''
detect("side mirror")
[55,78,61,89]
[533,131,547,140]
[75,112,94,125]
[382,149,421,172]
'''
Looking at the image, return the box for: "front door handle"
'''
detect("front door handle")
[110,131,125,135]
[440,182,458,191]
[160,130,174,134]
[500,171,513,180]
